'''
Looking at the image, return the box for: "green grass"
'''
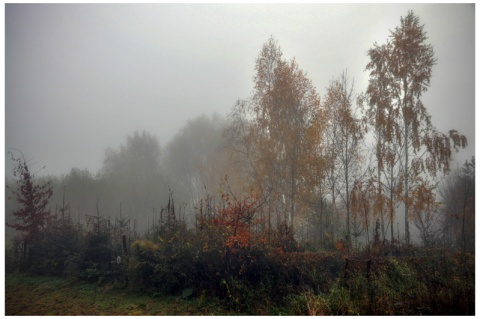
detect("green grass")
[5,273,234,315]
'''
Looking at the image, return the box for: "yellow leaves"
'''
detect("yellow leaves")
[239,37,328,227]
[409,180,438,216]
[131,240,159,260]
[363,12,468,245]
[350,181,372,227]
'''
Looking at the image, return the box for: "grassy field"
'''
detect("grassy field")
[5,274,236,316]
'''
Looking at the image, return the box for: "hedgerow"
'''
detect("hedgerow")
[5,192,475,315]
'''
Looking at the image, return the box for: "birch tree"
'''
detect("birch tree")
[323,72,365,245]
[226,37,324,231]
[364,10,467,244]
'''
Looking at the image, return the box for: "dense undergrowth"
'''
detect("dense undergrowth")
[6,229,474,315]
[5,194,475,315]
[5,250,475,315]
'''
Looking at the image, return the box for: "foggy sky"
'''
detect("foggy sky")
[5,3,475,178]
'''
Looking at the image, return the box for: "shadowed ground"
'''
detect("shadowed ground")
[5,274,232,316]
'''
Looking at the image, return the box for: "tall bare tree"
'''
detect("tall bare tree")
[323,72,365,245]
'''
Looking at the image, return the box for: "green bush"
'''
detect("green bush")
[290,281,356,315]
[129,227,198,295]
[411,251,475,315]
[270,251,343,295]
[301,251,474,316]
[128,240,159,291]
[13,220,85,277]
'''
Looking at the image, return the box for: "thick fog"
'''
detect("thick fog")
[5,4,474,177]
[4,4,476,242]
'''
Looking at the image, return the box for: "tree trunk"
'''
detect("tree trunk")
[404,123,410,245]
[22,240,27,269]
[390,182,394,243]
[377,165,385,241]
[290,160,295,230]
[345,133,350,244]
[461,180,471,255]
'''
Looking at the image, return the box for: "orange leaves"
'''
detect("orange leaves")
[364,11,467,244]
[246,37,325,228]
[335,240,350,254]
[449,130,468,151]
[350,180,374,230]
[200,192,263,253]
[409,179,438,218]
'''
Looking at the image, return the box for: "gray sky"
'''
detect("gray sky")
[5,3,475,177]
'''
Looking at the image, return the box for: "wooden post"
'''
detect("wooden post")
[22,240,27,268]
[343,257,349,282]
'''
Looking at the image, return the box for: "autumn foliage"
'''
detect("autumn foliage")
[7,152,53,244]
[5,10,474,316]
[202,193,262,251]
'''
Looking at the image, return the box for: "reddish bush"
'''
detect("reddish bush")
[197,193,265,254]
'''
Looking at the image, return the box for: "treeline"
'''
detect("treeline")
[5,115,229,238]
[4,152,474,314]
[8,11,473,252]
[6,10,473,251]
[5,149,341,312]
